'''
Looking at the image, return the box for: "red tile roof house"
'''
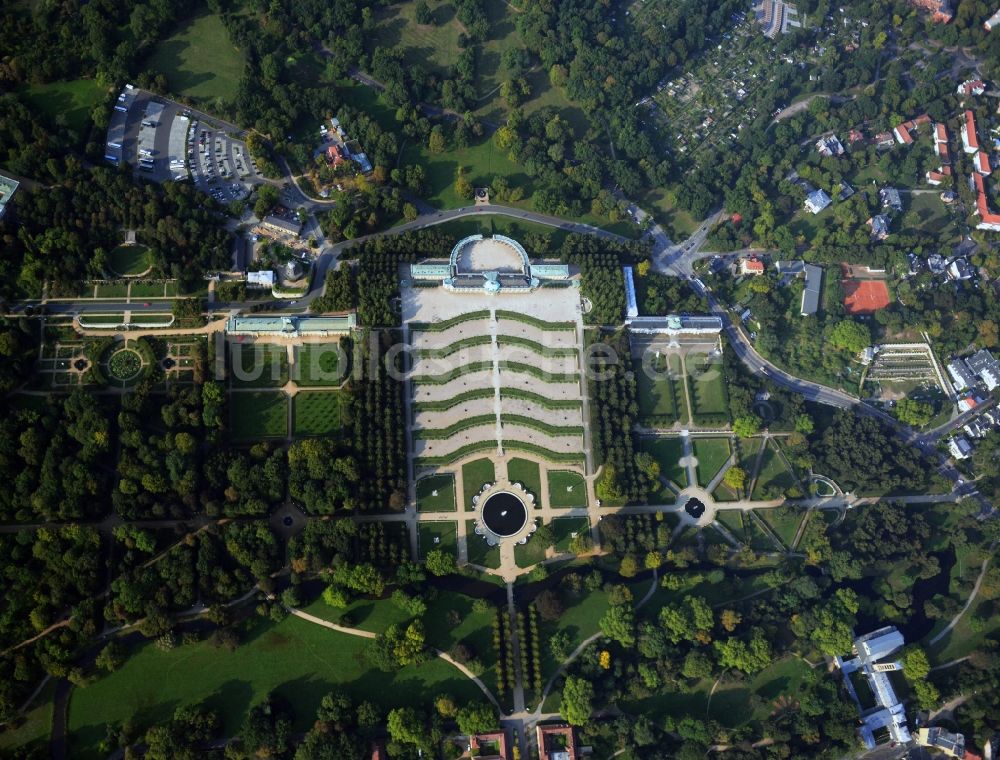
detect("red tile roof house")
[326,144,346,167]
[976,151,992,176]
[537,725,580,760]
[974,172,1000,231]
[370,741,387,760]
[926,165,952,185]
[741,256,766,275]
[471,730,511,759]
[962,110,981,153]
[909,0,954,22]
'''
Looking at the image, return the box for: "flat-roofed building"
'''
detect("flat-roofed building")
[623,266,639,319]
[626,314,723,335]
[0,174,19,219]
[225,313,356,337]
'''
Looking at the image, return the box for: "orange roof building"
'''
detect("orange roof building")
[471,731,511,760]
[741,256,765,275]
[973,172,1000,231]
[962,110,980,153]
[975,151,992,176]
[537,725,579,760]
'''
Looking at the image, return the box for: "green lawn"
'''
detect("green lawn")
[230,343,289,388]
[537,588,611,683]
[418,521,457,559]
[514,529,548,568]
[300,595,412,634]
[465,520,502,569]
[372,0,465,78]
[689,358,729,419]
[20,78,105,136]
[692,438,731,487]
[230,392,288,439]
[292,391,341,437]
[108,244,151,276]
[145,12,246,104]
[404,135,531,210]
[67,615,482,759]
[638,437,687,489]
[751,443,797,499]
[296,343,346,386]
[423,590,500,695]
[756,507,804,549]
[416,474,457,512]
[507,458,542,505]
[461,458,496,509]
[552,517,590,553]
[635,354,687,424]
[0,679,54,755]
[547,471,587,508]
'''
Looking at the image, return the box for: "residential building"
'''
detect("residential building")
[816,134,845,157]
[967,349,1000,390]
[962,110,981,153]
[470,731,511,759]
[941,189,958,203]
[0,174,18,219]
[926,165,952,185]
[958,394,980,413]
[973,173,1000,231]
[875,131,896,149]
[917,727,966,757]
[879,187,903,212]
[537,724,580,760]
[949,436,974,459]
[838,180,855,200]
[947,358,977,391]
[262,215,302,238]
[804,188,832,214]
[837,626,911,750]
[740,256,766,275]
[801,264,823,315]
[246,270,275,289]
[957,79,987,97]
[847,129,865,144]
[986,8,1000,30]
[927,253,948,274]
[948,257,975,280]
[975,151,992,176]
[325,144,345,167]
[894,114,930,145]
[934,123,951,161]
[868,214,891,240]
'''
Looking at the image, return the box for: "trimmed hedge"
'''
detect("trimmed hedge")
[497,335,578,358]
[413,414,496,440]
[413,387,496,411]
[501,414,584,437]
[499,361,578,384]
[496,310,575,331]
[416,440,585,466]
[500,388,582,410]
[410,310,491,332]
[414,334,492,359]
[410,361,493,384]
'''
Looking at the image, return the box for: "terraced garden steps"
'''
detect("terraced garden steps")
[416,441,586,466]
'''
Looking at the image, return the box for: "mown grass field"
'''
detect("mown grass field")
[292,391,341,437]
[465,520,501,568]
[751,443,797,499]
[692,438,730,487]
[0,680,54,755]
[230,343,288,388]
[416,474,457,512]
[638,437,687,489]
[145,13,245,104]
[231,392,287,439]
[108,244,151,276]
[296,343,345,387]
[418,520,458,558]
[67,615,483,759]
[507,458,542,505]
[461,458,496,508]
[547,471,587,508]
[20,78,105,137]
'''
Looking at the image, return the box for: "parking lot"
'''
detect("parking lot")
[189,125,257,204]
[106,86,260,203]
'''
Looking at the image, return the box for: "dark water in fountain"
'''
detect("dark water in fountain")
[684,497,706,519]
[482,492,528,536]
